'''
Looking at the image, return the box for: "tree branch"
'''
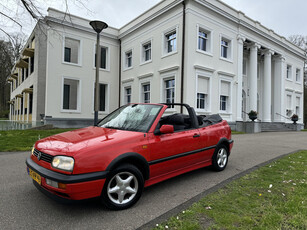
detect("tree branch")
[0,12,23,28]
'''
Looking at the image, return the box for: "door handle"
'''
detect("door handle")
[193,134,200,138]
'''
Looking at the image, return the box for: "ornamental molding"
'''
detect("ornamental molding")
[137,73,154,80]
[237,34,246,43]
[194,65,215,73]
[158,65,180,74]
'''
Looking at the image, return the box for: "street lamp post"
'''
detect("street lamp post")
[89,20,108,126]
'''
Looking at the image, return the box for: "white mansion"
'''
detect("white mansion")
[8,0,305,130]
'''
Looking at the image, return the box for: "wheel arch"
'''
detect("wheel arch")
[106,152,150,180]
[216,137,231,154]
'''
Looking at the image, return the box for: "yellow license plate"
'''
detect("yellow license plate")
[29,168,41,185]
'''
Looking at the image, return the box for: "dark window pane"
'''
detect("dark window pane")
[198,37,207,51]
[101,47,106,69]
[64,47,71,62]
[197,93,205,109]
[63,84,70,109]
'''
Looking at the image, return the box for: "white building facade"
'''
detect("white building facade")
[8,0,305,130]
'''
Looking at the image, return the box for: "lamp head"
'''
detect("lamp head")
[89,20,108,34]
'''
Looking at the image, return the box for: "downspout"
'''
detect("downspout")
[180,0,186,113]
[118,39,122,108]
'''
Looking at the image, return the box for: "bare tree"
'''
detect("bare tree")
[0,0,91,41]
[288,35,307,128]
[0,34,25,117]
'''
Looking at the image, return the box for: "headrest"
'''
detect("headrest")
[167,114,185,125]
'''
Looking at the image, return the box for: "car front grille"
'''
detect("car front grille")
[33,148,53,163]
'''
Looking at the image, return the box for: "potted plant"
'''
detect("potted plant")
[248,110,258,121]
[291,114,298,124]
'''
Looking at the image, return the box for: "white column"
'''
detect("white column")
[262,49,274,122]
[236,35,245,121]
[26,93,29,122]
[13,100,15,121]
[22,92,26,122]
[18,98,21,121]
[273,55,285,122]
[249,43,261,112]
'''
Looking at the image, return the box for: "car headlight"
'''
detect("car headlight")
[52,156,74,172]
[31,146,35,155]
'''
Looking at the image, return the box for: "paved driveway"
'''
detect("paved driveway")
[0,132,306,230]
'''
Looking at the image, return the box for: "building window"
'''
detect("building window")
[220,96,227,111]
[220,81,230,112]
[296,68,301,82]
[64,37,80,64]
[62,78,79,111]
[64,47,71,62]
[197,76,209,110]
[165,30,177,53]
[142,83,150,103]
[142,42,151,62]
[99,84,107,111]
[164,78,175,107]
[95,46,108,69]
[125,50,132,68]
[198,28,211,52]
[286,94,292,117]
[221,37,231,59]
[295,97,300,116]
[125,87,132,104]
[197,93,206,109]
[286,65,292,79]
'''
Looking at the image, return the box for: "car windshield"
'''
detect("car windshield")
[98,104,163,132]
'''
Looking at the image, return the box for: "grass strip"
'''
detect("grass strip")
[231,131,245,135]
[154,150,307,230]
[0,129,76,152]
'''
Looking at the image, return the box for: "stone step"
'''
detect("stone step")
[260,122,298,132]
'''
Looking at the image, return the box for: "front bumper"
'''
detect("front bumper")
[26,157,108,200]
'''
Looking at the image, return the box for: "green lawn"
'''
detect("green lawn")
[231,131,245,134]
[154,151,307,230]
[0,129,76,152]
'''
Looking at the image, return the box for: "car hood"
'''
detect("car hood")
[35,126,142,157]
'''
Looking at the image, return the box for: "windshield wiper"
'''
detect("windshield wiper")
[104,126,128,131]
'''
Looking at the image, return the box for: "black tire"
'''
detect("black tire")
[101,164,144,210]
[212,144,229,171]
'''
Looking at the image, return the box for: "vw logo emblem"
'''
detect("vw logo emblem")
[37,152,41,161]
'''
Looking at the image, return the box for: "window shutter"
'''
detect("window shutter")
[198,77,208,94]
[221,81,229,96]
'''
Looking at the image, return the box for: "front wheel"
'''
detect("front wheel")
[212,144,229,171]
[101,164,144,210]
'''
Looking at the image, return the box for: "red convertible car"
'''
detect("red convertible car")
[26,103,233,210]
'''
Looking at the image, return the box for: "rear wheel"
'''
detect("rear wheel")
[212,144,229,171]
[101,164,144,210]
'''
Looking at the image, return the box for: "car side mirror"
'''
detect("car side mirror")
[160,125,174,134]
